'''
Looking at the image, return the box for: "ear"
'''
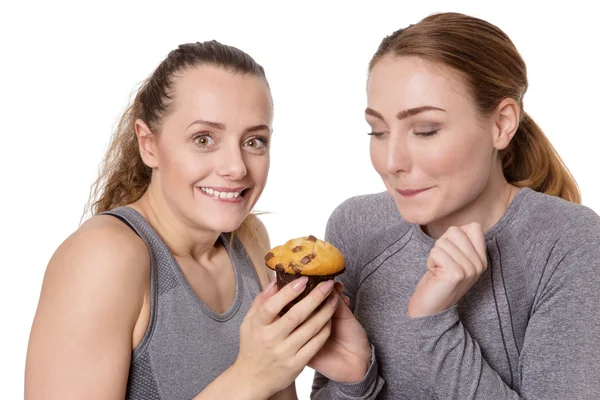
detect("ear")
[135,119,159,168]
[492,98,520,151]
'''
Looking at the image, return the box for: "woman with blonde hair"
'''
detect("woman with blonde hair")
[25,40,367,399]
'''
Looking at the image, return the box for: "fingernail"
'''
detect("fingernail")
[292,276,308,291]
[263,279,276,293]
[320,280,335,294]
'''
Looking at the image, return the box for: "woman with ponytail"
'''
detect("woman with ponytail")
[312,12,599,399]
[24,41,363,399]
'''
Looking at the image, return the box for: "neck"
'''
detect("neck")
[131,182,222,262]
[424,173,519,239]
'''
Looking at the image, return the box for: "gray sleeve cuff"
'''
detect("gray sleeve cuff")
[329,343,384,398]
[406,305,460,340]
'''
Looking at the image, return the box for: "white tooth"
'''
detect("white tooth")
[219,192,227,199]
[213,190,220,196]
[234,192,239,198]
[227,192,234,199]
[208,188,214,194]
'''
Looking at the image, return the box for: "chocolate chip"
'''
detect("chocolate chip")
[289,262,302,274]
[275,264,284,272]
[264,252,275,261]
[307,235,317,242]
[301,254,315,264]
[292,246,303,252]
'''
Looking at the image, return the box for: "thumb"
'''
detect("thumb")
[333,292,354,319]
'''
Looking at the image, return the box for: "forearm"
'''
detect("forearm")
[310,345,384,400]
[409,306,522,399]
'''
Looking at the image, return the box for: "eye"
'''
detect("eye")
[413,123,441,137]
[243,136,269,150]
[414,130,439,137]
[367,131,386,137]
[193,134,215,147]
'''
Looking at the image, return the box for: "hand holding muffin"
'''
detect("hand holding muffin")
[265,235,372,384]
[229,237,342,398]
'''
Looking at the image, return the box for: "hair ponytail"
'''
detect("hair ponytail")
[502,112,580,203]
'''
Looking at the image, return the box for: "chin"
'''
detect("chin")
[207,216,247,233]
[190,197,255,232]
[399,213,434,226]
[393,202,436,226]
[186,206,246,233]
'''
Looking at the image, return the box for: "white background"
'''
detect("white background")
[1,1,598,398]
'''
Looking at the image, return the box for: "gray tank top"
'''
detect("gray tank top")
[102,206,263,399]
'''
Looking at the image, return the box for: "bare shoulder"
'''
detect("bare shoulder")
[25,214,150,398]
[51,214,150,280]
[39,213,151,320]
[236,213,273,288]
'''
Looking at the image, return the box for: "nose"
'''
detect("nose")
[216,145,247,181]
[385,133,411,174]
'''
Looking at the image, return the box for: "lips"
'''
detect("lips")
[198,186,251,202]
[396,187,430,197]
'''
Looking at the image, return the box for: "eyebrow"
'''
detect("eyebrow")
[365,106,446,121]
[187,119,271,133]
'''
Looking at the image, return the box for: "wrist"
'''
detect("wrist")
[339,344,372,384]
[408,298,448,318]
[227,361,271,400]
[356,345,373,382]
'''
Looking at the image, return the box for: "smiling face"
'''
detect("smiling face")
[139,65,273,233]
[366,55,500,226]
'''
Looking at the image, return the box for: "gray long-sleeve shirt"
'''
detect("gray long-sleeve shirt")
[311,187,600,399]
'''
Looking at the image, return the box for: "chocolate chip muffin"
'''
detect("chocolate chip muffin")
[264,235,345,315]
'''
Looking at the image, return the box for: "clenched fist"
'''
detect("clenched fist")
[408,223,487,318]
